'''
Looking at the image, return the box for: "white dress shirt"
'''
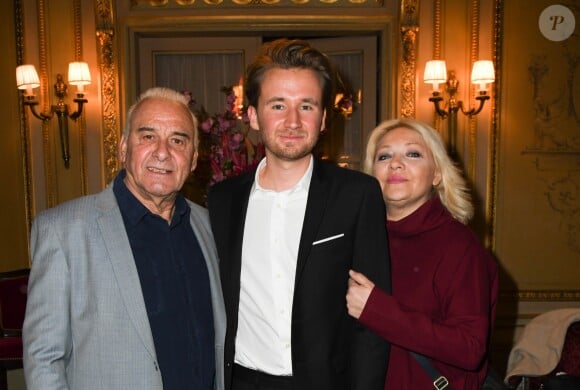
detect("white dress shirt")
[234,156,313,375]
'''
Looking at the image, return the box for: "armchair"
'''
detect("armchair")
[506,308,580,389]
[0,269,29,390]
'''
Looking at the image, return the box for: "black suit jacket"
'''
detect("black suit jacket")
[208,158,391,390]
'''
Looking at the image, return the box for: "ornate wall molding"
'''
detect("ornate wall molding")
[14,0,33,233]
[399,0,418,118]
[488,0,501,250]
[501,290,580,302]
[74,0,89,195]
[467,0,479,181]
[96,0,120,183]
[430,0,443,131]
[37,0,57,208]
[432,0,441,58]
[132,0,384,7]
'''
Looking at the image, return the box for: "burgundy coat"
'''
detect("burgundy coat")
[359,196,498,389]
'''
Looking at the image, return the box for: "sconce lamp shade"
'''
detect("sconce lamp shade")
[471,60,495,91]
[424,60,447,82]
[68,62,91,91]
[424,60,447,91]
[16,65,40,95]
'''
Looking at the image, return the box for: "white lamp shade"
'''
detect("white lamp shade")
[471,60,495,90]
[424,60,447,91]
[16,65,40,90]
[68,62,91,86]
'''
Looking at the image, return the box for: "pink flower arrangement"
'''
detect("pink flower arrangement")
[184,87,264,188]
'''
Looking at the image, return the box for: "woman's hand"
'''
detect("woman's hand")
[346,269,375,319]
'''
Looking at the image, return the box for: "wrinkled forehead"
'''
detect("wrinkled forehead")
[131,98,194,130]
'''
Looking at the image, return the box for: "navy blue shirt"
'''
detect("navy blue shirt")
[113,171,215,389]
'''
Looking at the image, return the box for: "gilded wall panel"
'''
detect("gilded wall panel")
[492,0,580,299]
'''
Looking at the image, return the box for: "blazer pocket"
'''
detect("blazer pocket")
[312,233,345,246]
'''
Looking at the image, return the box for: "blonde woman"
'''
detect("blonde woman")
[347,118,498,389]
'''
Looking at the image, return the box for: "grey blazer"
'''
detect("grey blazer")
[23,182,225,390]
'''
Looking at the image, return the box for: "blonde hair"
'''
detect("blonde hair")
[123,87,199,149]
[363,118,474,224]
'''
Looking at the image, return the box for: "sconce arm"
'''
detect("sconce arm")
[459,93,490,117]
[69,95,88,120]
[23,98,53,121]
[429,93,448,118]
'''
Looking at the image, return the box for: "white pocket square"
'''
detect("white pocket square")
[312,233,345,246]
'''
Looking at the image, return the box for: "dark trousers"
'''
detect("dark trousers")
[232,364,293,390]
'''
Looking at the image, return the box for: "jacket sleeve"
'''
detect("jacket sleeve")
[350,178,391,390]
[23,213,72,390]
[358,238,497,371]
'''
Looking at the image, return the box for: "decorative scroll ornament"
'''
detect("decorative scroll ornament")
[400,0,419,118]
[135,0,383,7]
[96,0,121,183]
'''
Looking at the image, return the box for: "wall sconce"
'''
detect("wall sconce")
[16,62,91,169]
[424,59,494,155]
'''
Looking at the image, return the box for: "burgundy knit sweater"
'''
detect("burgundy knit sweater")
[359,196,498,389]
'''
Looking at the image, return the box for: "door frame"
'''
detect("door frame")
[114,16,397,172]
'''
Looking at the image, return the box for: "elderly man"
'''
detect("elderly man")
[23,87,225,390]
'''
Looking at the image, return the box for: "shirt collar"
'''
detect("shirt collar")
[252,155,313,195]
[113,169,189,227]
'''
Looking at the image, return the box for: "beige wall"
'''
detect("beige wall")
[0,0,30,271]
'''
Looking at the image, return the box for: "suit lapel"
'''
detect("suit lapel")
[188,206,215,275]
[229,176,253,293]
[96,187,158,362]
[295,159,329,287]
[188,204,226,348]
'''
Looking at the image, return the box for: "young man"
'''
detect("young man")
[208,39,391,390]
[23,87,225,390]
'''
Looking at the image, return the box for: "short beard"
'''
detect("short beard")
[265,134,319,162]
